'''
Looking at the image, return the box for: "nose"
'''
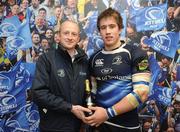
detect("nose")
[67,34,74,40]
[105,27,111,34]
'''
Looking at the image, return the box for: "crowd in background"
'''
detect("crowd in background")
[0,0,180,131]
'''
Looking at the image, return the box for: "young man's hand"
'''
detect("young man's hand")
[84,106,108,127]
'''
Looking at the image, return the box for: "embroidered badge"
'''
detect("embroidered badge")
[57,69,65,77]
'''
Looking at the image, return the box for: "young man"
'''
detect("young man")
[31,20,91,132]
[85,8,151,132]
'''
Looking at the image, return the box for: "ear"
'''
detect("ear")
[77,35,80,43]
[119,28,122,34]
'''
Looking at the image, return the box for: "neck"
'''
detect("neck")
[67,49,76,58]
[105,40,121,51]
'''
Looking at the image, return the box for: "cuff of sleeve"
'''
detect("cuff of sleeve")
[106,106,117,119]
[67,104,72,113]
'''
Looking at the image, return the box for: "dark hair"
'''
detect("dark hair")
[38,7,47,13]
[97,8,123,31]
[160,55,172,62]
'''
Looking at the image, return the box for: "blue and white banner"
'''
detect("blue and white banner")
[120,12,127,39]
[84,11,98,37]
[86,35,104,58]
[0,60,32,115]
[143,31,179,58]
[0,11,32,58]
[148,54,161,94]
[4,102,40,132]
[6,19,33,57]
[127,0,142,26]
[136,3,167,32]
[150,85,172,106]
[127,0,141,14]
[177,64,180,81]
[25,103,40,132]
[0,60,21,115]
[20,62,36,91]
[0,117,5,131]
[0,16,21,37]
[4,105,29,132]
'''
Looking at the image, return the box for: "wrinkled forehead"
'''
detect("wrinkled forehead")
[60,21,80,33]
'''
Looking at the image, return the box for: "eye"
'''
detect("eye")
[72,32,78,37]
[63,31,69,35]
[100,25,106,30]
[109,24,116,29]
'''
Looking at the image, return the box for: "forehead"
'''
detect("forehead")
[46,30,53,33]
[99,17,117,26]
[13,5,19,8]
[42,39,48,42]
[61,21,79,32]
[33,34,40,37]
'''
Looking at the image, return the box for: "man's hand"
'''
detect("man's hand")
[71,105,91,122]
[84,106,108,127]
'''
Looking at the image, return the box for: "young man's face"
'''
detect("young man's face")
[38,10,46,18]
[59,21,80,50]
[32,34,40,44]
[99,17,121,50]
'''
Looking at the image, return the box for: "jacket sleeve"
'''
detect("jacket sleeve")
[31,54,72,113]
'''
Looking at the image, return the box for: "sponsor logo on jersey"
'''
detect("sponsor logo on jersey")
[101,68,113,74]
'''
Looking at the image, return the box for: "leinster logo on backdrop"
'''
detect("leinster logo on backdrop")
[0,74,10,94]
[145,6,165,26]
[6,36,24,50]
[5,120,22,132]
[0,23,17,37]
[15,65,30,87]
[0,94,17,114]
[25,104,40,131]
[145,7,164,20]
[151,32,171,52]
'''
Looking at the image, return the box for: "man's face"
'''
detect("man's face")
[67,0,76,9]
[32,0,40,8]
[8,0,15,6]
[11,5,19,15]
[55,7,61,18]
[54,33,60,43]
[0,5,4,13]
[161,58,170,67]
[35,16,45,26]
[99,17,121,49]
[32,34,40,44]
[45,29,53,39]
[41,39,49,49]
[174,102,180,112]
[38,10,46,18]
[59,21,80,50]
[21,0,29,9]
[127,27,136,40]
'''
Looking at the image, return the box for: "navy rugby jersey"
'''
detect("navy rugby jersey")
[89,43,149,108]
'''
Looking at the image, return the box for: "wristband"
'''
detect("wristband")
[106,106,117,119]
